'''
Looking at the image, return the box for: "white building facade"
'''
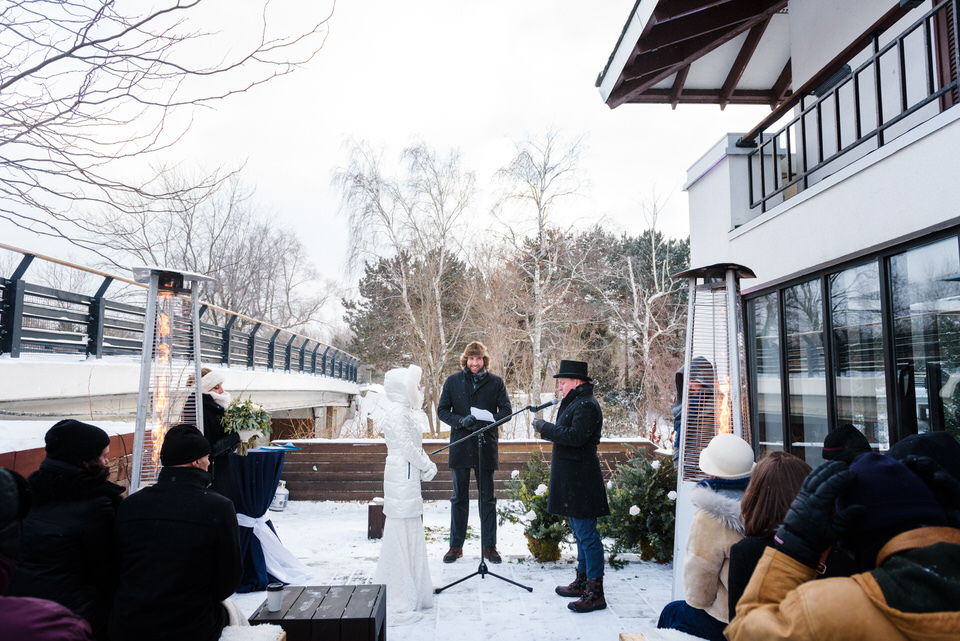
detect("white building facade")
[601,0,960,466]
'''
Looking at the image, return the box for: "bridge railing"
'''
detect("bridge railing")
[0,243,359,382]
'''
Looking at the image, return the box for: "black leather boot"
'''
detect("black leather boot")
[555,569,587,597]
[568,577,607,612]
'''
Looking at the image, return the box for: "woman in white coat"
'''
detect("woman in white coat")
[374,365,438,626]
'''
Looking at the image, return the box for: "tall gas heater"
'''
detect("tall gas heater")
[131,267,213,492]
[670,263,755,598]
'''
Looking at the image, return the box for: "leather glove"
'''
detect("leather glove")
[531,418,545,434]
[774,460,864,568]
[421,461,438,482]
[902,454,960,527]
[459,415,477,430]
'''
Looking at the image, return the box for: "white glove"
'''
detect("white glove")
[420,462,438,482]
[238,429,260,442]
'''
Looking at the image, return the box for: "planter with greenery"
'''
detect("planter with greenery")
[497,450,570,562]
[599,447,677,567]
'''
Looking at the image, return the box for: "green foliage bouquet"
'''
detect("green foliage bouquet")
[599,447,677,566]
[497,450,571,561]
[222,397,272,455]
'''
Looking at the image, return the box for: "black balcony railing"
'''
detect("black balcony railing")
[747,0,959,213]
[0,244,359,382]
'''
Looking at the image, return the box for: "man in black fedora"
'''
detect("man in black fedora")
[532,359,610,613]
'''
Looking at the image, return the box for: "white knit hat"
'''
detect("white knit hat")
[200,370,225,394]
[698,432,755,479]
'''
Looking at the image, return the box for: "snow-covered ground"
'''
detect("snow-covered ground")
[233,499,674,641]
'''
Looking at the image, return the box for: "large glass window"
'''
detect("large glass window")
[784,279,827,464]
[890,237,960,443]
[830,261,886,448]
[750,293,783,456]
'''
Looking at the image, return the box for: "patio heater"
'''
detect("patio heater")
[131,267,213,492]
[670,262,755,598]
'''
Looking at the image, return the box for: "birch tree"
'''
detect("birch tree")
[494,131,588,404]
[335,141,476,434]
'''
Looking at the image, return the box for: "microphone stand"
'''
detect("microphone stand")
[431,403,550,594]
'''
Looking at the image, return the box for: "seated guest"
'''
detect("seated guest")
[658,433,755,641]
[726,453,959,641]
[110,424,242,641]
[9,420,124,640]
[727,451,811,615]
[1,467,95,641]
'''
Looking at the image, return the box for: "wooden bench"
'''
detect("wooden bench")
[249,585,386,641]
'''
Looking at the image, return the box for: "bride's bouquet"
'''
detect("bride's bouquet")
[222,397,272,455]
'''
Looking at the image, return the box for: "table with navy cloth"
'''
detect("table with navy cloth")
[227,449,285,592]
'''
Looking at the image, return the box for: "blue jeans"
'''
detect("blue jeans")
[568,516,603,578]
[657,600,727,641]
[450,467,497,547]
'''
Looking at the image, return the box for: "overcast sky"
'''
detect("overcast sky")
[5,0,771,289]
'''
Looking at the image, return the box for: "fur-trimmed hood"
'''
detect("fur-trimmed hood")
[690,483,744,535]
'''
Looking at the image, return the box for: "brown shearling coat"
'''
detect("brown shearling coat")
[726,527,960,641]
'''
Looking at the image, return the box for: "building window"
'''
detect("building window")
[889,237,960,442]
[829,261,886,449]
[784,279,827,464]
[749,292,783,457]
[745,233,960,456]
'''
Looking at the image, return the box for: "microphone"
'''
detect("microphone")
[527,398,559,413]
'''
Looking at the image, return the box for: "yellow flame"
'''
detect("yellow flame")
[718,376,732,434]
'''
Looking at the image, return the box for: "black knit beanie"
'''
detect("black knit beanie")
[44,419,111,467]
[822,423,872,463]
[838,453,946,536]
[160,424,210,467]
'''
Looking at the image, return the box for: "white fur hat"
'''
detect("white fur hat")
[201,370,225,394]
[698,432,755,479]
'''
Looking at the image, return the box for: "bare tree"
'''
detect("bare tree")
[583,207,689,437]
[494,130,589,405]
[96,168,336,331]
[0,0,331,259]
[335,140,476,434]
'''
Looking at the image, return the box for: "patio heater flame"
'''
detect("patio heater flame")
[131,267,214,492]
[673,264,755,482]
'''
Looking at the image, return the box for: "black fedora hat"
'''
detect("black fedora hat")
[553,360,592,382]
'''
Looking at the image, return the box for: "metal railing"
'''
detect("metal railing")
[747,0,959,213]
[0,243,359,382]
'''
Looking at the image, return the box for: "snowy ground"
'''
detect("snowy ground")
[232,499,674,641]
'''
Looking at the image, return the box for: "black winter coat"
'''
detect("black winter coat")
[538,382,610,519]
[10,459,124,641]
[437,368,512,469]
[201,393,241,504]
[110,466,242,641]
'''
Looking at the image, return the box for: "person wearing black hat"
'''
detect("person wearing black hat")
[726,453,960,641]
[8,420,124,640]
[1,467,96,641]
[110,424,242,641]
[822,423,872,464]
[531,359,610,613]
[437,340,512,564]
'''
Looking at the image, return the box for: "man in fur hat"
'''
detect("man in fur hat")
[437,341,512,564]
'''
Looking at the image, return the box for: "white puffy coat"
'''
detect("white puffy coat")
[382,366,436,519]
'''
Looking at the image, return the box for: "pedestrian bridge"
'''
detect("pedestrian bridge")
[0,243,361,434]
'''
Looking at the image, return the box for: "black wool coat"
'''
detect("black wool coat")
[10,459,124,641]
[110,466,242,641]
[201,393,241,504]
[437,368,512,469]
[538,382,610,519]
